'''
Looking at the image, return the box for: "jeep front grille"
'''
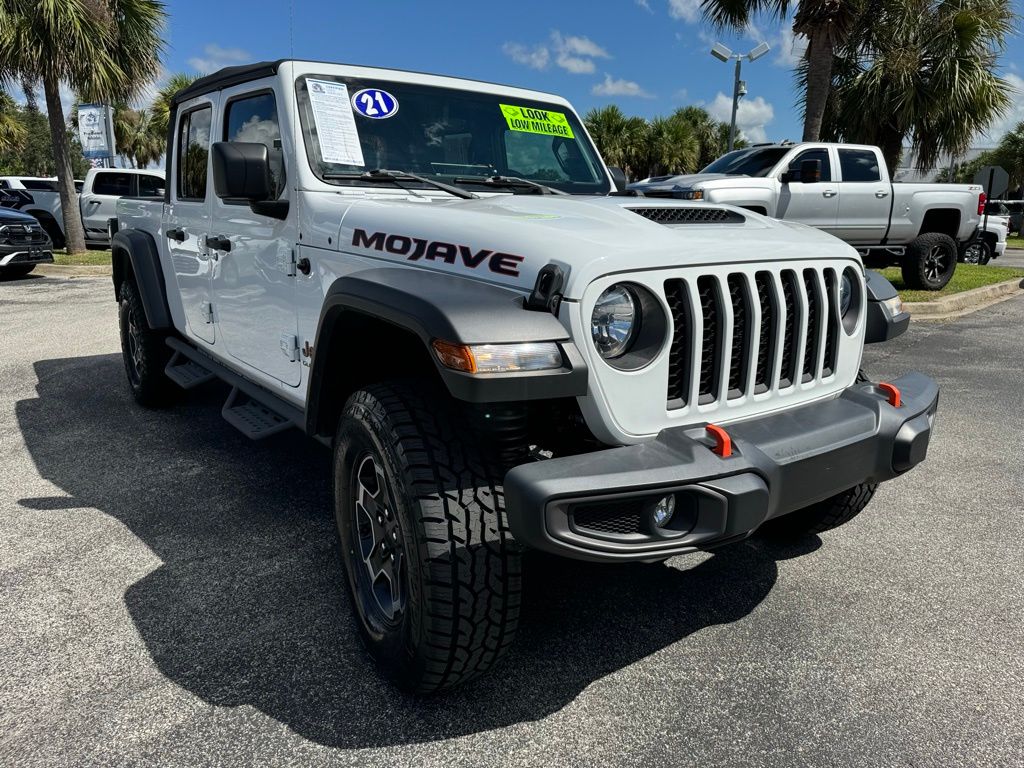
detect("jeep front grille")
[665,267,841,409]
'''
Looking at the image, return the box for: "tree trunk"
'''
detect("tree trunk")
[802,29,836,142]
[43,73,86,254]
[879,127,904,176]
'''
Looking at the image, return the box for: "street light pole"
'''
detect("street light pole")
[711,41,770,152]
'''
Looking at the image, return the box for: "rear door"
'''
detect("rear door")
[166,95,217,345]
[80,170,133,240]
[774,147,840,234]
[832,148,892,244]
[209,85,300,386]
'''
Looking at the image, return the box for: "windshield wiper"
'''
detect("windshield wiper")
[322,169,478,200]
[452,175,565,195]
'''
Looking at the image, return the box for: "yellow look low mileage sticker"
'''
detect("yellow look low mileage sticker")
[500,104,575,138]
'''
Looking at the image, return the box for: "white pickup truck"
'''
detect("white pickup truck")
[0,168,164,248]
[111,60,938,693]
[630,143,986,290]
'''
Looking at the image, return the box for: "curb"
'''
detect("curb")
[904,277,1024,321]
[34,264,113,278]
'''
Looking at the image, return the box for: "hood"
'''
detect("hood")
[628,173,738,193]
[0,205,42,225]
[313,191,858,299]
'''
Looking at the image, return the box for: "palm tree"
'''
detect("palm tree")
[644,116,699,177]
[0,0,165,253]
[815,0,1013,173]
[993,122,1024,189]
[701,0,860,142]
[150,72,200,140]
[0,90,25,153]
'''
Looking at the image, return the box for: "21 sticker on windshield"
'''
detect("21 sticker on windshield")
[500,104,575,138]
[352,88,399,119]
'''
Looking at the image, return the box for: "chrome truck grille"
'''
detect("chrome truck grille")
[663,267,841,409]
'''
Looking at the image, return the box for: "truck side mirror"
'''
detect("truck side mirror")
[799,159,821,184]
[211,142,273,201]
[608,166,628,191]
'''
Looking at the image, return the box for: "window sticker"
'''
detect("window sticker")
[352,88,399,120]
[499,104,575,139]
[306,78,365,166]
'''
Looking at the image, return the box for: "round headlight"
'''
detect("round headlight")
[840,273,853,317]
[591,284,638,358]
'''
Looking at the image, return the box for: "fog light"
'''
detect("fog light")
[651,495,676,527]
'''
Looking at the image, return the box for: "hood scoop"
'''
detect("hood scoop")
[625,207,745,225]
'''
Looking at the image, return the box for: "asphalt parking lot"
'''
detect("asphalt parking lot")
[1,275,1022,767]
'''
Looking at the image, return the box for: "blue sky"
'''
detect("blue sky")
[157,0,1024,146]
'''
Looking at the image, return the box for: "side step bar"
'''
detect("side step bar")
[165,337,305,440]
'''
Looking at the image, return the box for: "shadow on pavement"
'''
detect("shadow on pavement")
[16,353,820,748]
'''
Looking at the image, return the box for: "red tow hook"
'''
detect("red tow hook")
[705,424,733,458]
[878,382,902,408]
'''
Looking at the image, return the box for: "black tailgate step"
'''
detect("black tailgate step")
[221,386,293,440]
[164,352,216,390]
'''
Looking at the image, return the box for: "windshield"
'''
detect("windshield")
[295,75,610,195]
[701,147,790,177]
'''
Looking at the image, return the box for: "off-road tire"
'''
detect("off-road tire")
[333,382,521,694]
[775,483,878,535]
[0,264,35,279]
[118,278,176,407]
[901,232,957,290]
[960,240,992,266]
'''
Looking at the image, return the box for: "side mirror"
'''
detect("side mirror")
[799,159,822,184]
[211,141,273,201]
[608,166,628,191]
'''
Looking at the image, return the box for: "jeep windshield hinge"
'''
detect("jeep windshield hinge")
[525,263,565,314]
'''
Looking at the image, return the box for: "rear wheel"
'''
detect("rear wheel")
[961,240,992,266]
[901,232,957,290]
[333,382,521,693]
[118,278,176,407]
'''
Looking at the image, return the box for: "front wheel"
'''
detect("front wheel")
[118,278,176,407]
[333,382,521,693]
[772,483,878,536]
[961,240,992,266]
[901,232,957,290]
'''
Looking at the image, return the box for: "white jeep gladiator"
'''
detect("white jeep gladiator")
[630,143,987,290]
[112,60,939,693]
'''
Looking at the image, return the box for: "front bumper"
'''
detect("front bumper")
[0,244,53,267]
[505,372,939,562]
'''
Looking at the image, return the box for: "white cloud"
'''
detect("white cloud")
[772,27,808,68]
[980,73,1024,142]
[502,42,549,70]
[503,31,610,75]
[707,92,775,142]
[636,0,653,11]
[592,73,655,98]
[668,0,701,23]
[187,43,251,74]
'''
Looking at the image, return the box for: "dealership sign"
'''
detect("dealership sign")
[77,104,116,160]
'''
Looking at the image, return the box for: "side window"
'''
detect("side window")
[92,172,133,196]
[224,91,285,198]
[839,149,881,182]
[787,149,831,182]
[138,174,165,197]
[177,106,212,201]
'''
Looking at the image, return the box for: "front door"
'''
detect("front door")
[774,147,840,235]
[210,86,300,386]
[80,170,132,240]
[166,96,217,345]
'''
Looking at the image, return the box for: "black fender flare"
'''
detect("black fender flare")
[306,268,588,429]
[864,269,910,344]
[111,229,173,330]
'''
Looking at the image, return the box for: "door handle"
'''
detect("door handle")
[207,235,232,252]
[875,190,889,198]
[165,228,186,243]
[822,189,837,198]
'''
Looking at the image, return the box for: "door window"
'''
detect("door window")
[177,106,212,201]
[786,149,832,182]
[224,91,285,197]
[92,172,133,196]
[838,149,881,182]
[138,174,165,197]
